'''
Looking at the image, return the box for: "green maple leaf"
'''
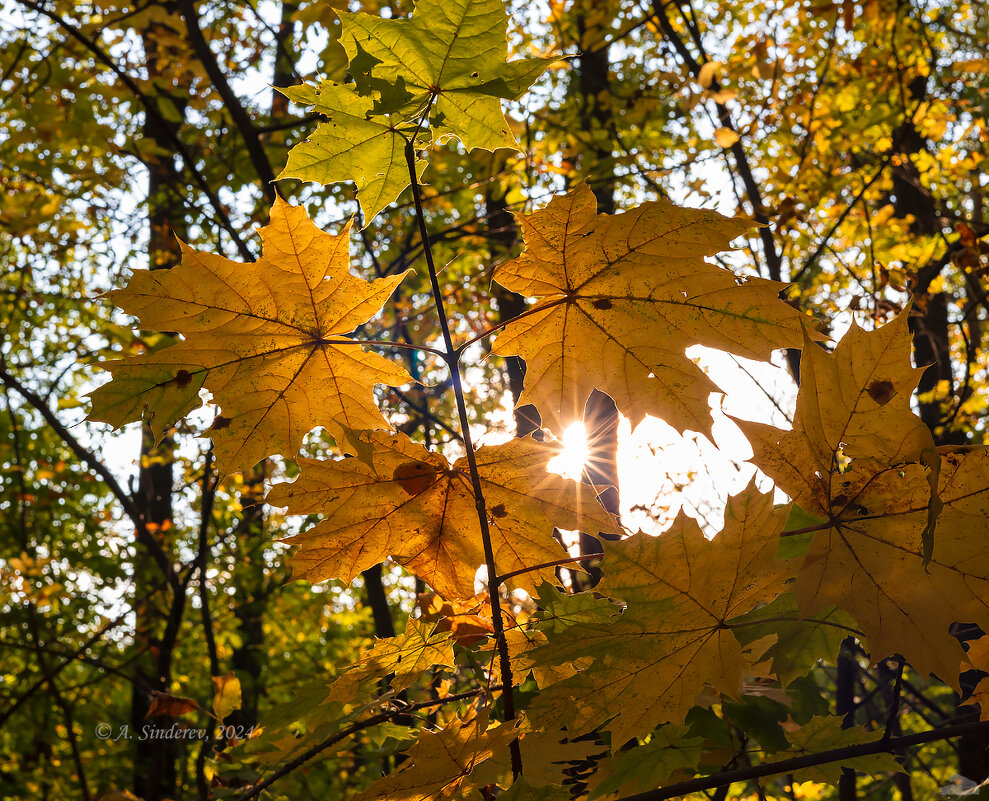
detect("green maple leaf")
[773,716,903,783]
[280,0,554,223]
[278,82,426,224]
[337,0,555,151]
[324,617,455,706]
[730,592,858,686]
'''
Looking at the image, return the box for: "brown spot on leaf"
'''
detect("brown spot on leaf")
[173,369,193,388]
[393,461,438,496]
[867,380,895,405]
[210,416,232,431]
[592,298,614,310]
[490,503,507,519]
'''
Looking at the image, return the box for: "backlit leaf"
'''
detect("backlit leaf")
[738,315,989,684]
[267,430,619,599]
[527,483,791,741]
[492,183,805,432]
[325,616,455,705]
[278,82,426,223]
[88,198,412,473]
[350,707,525,801]
[338,0,555,151]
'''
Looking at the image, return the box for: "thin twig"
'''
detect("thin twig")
[234,687,498,801]
[403,138,523,779]
[14,0,255,261]
[0,362,178,590]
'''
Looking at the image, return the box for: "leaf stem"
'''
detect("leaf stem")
[403,140,523,778]
[494,555,587,586]
[779,520,833,538]
[455,298,567,356]
[727,615,863,638]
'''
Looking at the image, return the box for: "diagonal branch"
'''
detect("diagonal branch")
[0,362,179,590]
[614,719,989,801]
[14,0,255,261]
[233,687,499,801]
[650,0,781,282]
[178,0,278,203]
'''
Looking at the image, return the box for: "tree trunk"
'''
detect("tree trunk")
[572,4,622,586]
[131,16,188,798]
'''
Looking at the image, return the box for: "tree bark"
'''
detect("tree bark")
[572,4,622,586]
[131,14,188,797]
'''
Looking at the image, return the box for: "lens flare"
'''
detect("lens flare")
[547,421,589,481]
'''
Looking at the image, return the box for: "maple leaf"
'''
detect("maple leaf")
[266,430,618,599]
[773,716,903,783]
[350,707,525,801]
[211,673,242,722]
[471,725,606,790]
[737,312,934,506]
[325,616,455,705]
[586,724,706,798]
[337,0,555,152]
[88,198,412,473]
[491,183,806,432]
[730,592,858,686]
[738,314,989,684]
[277,82,427,224]
[527,483,791,742]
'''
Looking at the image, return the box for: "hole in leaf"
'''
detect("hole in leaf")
[592,298,613,310]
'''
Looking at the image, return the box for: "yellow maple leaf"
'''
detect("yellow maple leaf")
[267,430,619,599]
[738,314,989,685]
[491,183,805,432]
[350,707,525,801]
[527,483,791,742]
[88,198,412,473]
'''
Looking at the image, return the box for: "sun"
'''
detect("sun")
[547,421,590,481]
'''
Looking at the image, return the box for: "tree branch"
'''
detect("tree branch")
[0,362,179,590]
[404,138,524,779]
[14,0,255,261]
[177,0,278,203]
[614,720,989,801]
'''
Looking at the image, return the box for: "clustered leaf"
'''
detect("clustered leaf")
[350,707,525,801]
[279,0,555,221]
[527,483,790,742]
[84,0,989,796]
[738,313,989,684]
